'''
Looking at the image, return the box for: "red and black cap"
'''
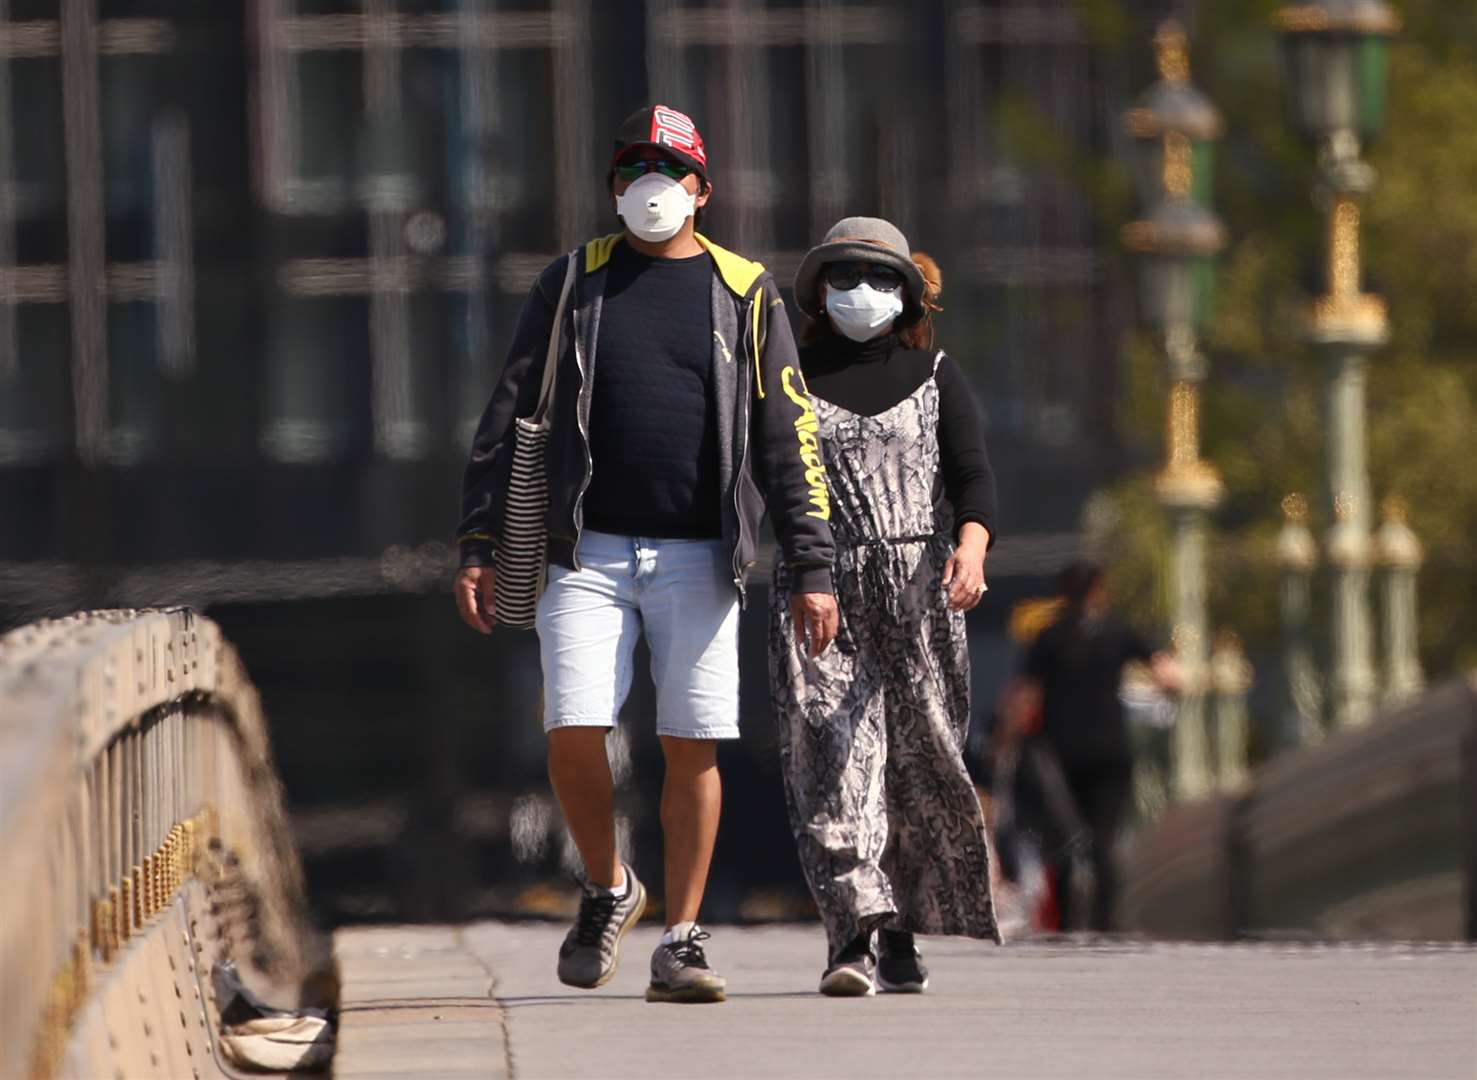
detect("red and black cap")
[608,104,709,185]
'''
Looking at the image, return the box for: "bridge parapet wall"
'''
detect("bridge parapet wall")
[0,609,332,1078]
[1123,675,1477,941]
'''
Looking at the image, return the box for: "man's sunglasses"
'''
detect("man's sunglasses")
[823,262,904,292]
[614,159,697,182]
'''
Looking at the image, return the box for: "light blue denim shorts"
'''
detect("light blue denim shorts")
[534,530,741,740]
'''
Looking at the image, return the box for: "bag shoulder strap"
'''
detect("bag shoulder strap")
[530,251,580,425]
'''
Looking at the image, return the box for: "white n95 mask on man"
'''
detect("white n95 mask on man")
[825,283,904,342]
[615,173,697,243]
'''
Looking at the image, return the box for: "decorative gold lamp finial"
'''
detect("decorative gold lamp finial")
[1281,492,1309,523]
[1154,20,1191,84]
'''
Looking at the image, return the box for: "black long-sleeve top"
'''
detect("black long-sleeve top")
[581,244,721,538]
[799,332,998,547]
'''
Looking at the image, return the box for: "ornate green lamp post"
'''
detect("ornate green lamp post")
[1375,495,1423,703]
[1210,631,1254,791]
[1122,22,1226,800]
[1276,0,1400,729]
[1277,492,1324,745]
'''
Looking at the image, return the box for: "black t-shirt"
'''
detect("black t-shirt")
[799,333,998,543]
[1023,614,1154,768]
[582,244,720,539]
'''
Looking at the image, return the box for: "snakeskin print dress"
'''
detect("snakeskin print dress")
[769,353,999,957]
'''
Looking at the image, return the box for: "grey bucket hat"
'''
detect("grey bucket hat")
[793,216,928,324]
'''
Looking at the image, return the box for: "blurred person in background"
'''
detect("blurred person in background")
[771,217,1000,997]
[454,105,838,1004]
[1000,561,1180,933]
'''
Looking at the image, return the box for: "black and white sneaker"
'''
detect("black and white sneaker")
[646,924,726,1003]
[876,929,929,993]
[556,864,646,989]
[819,933,876,997]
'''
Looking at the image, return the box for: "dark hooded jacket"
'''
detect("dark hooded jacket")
[458,232,835,600]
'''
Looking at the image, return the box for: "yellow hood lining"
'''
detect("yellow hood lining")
[582,232,766,298]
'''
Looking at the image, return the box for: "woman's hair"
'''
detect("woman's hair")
[1056,560,1105,610]
[800,250,945,348]
[1054,560,1107,658]
[901,251,943,349]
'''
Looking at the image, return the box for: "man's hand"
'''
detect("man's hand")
[941,523,990,612]
[790,592,838,659]
[455,566,495,634]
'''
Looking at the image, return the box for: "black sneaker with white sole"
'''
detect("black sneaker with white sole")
[556,864,646,989]
[819,933,876,997]
[876,929,928,993]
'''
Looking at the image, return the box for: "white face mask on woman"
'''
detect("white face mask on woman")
[615,173,697,242]
[824,282,904,342]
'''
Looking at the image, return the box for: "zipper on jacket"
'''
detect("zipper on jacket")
[570,304,594,571]
[731,297,754,606]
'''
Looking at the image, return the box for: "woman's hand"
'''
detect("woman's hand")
[455,566,495,634]
[942,523,990,612]
[790,592,839,658]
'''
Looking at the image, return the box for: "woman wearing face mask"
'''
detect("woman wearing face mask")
[770,216,1000,997]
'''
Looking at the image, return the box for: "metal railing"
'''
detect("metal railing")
[0,608,330,1078]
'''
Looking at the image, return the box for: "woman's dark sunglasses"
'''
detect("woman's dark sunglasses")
[824,262,903,292]
[614,159,696,182]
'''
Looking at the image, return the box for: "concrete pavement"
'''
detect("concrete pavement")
[333,925,507,1079]
[332,921,1477,1079]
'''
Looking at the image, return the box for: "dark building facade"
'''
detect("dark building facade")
[2,0,1146,922]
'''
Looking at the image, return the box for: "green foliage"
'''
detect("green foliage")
[993,93,1134,227]
[1081,3,1477,678]
[1074,0,1133,49]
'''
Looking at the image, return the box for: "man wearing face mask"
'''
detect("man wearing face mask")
[455,105,838,1004]
[771,217,1000,997]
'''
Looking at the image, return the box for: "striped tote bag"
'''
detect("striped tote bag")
[492,253,578,629]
